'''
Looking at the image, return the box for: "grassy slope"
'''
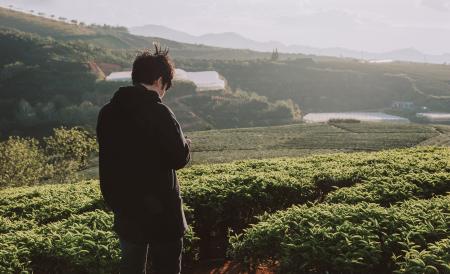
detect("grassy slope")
[317,59,450,98]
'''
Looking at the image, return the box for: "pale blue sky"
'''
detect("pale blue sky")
[1,0,450,54]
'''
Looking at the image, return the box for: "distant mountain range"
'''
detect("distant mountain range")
[130,24,450,64]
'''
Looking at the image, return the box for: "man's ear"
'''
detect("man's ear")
[157,77,163,88]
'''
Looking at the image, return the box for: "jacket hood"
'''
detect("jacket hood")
[110,84,161,112]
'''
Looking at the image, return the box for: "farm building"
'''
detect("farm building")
[303,112,410,123]
[416,112,450,123]
[391,101,415,109]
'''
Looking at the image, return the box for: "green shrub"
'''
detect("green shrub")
[0,180,103,224]
[0,127,98,187]
[0,230,40,273]
[0,216,36,233]
[30,210,120,274]
[178,146,450,258]
[229,195,450,274]
[1,146,449,272]
[182,171,317,258]
[44,127,98,183]
[394,238,450,274]
[0,210,199,274]
[0,136,52,187]
[326,172,450,206]
[0,180,199,273]
[229,203,391,273]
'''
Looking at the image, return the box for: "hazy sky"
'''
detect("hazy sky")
[2,0,450,54]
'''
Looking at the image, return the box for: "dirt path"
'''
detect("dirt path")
[417,125,450,146]
[384,73,450,99]
[187,260,275,274]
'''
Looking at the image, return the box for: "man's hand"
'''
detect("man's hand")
[186,138,192,147]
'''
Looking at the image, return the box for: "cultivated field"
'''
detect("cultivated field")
[1,146,449,273]
[187,121,448,164]
[81,121,449,179]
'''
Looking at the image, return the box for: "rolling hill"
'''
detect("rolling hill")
[0,13,300,138]
[0,7,307,60]
[2,6,450,139]
[130,24,450,64]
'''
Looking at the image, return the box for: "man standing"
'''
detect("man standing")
[96,45,191,274]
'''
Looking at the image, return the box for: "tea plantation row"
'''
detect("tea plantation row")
[230,195,450,274]
[0,146,449,273]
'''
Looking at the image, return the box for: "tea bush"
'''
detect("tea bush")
[0,210,199,273]
[0,180,103,224]
[326,172,450,206]
[179,146,450,257]
[229,195,450,274]
[0,146,449,272]
[394,238,450,274]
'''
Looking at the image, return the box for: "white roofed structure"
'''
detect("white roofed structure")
[303,112,409,123]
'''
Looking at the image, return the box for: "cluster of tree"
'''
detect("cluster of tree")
[0,28,303,138]
[0,29,133,138]
[178,89,301,129]
[0,127,98,188]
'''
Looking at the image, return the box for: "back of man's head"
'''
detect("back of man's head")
[131,44,175,90]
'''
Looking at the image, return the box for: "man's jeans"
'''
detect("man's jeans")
[119,235,183,274]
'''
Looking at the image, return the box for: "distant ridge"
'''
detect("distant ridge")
[130,24,450,64]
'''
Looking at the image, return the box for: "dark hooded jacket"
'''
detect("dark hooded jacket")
[96,84,190,243]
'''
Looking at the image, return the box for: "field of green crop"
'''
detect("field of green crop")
[81,122,448,179]
[1,146,449,273]
[178,121,450,164]
[81,121,449,179]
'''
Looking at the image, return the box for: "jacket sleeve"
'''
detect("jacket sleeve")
[155,104,191,170]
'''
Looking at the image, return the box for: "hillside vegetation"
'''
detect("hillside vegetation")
[0,27,299,138]
[178,58,450,113]
[0,146,449,273]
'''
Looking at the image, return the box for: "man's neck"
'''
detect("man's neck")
[139,83,161,97]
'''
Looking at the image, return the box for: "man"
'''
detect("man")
[96,45,191,274]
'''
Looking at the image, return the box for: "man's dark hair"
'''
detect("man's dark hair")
[131,43,175,89]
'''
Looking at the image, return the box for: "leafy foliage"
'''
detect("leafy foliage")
[178,89,300,129]
[0,127,98,187]
[0,145,449,272]
[0,182,198,273]
[229,195,450,274]
[177,58,450,113]
[44,127,98,182]
[394,238,450,274]
[178,146,450,258]
[0,136,51,187]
